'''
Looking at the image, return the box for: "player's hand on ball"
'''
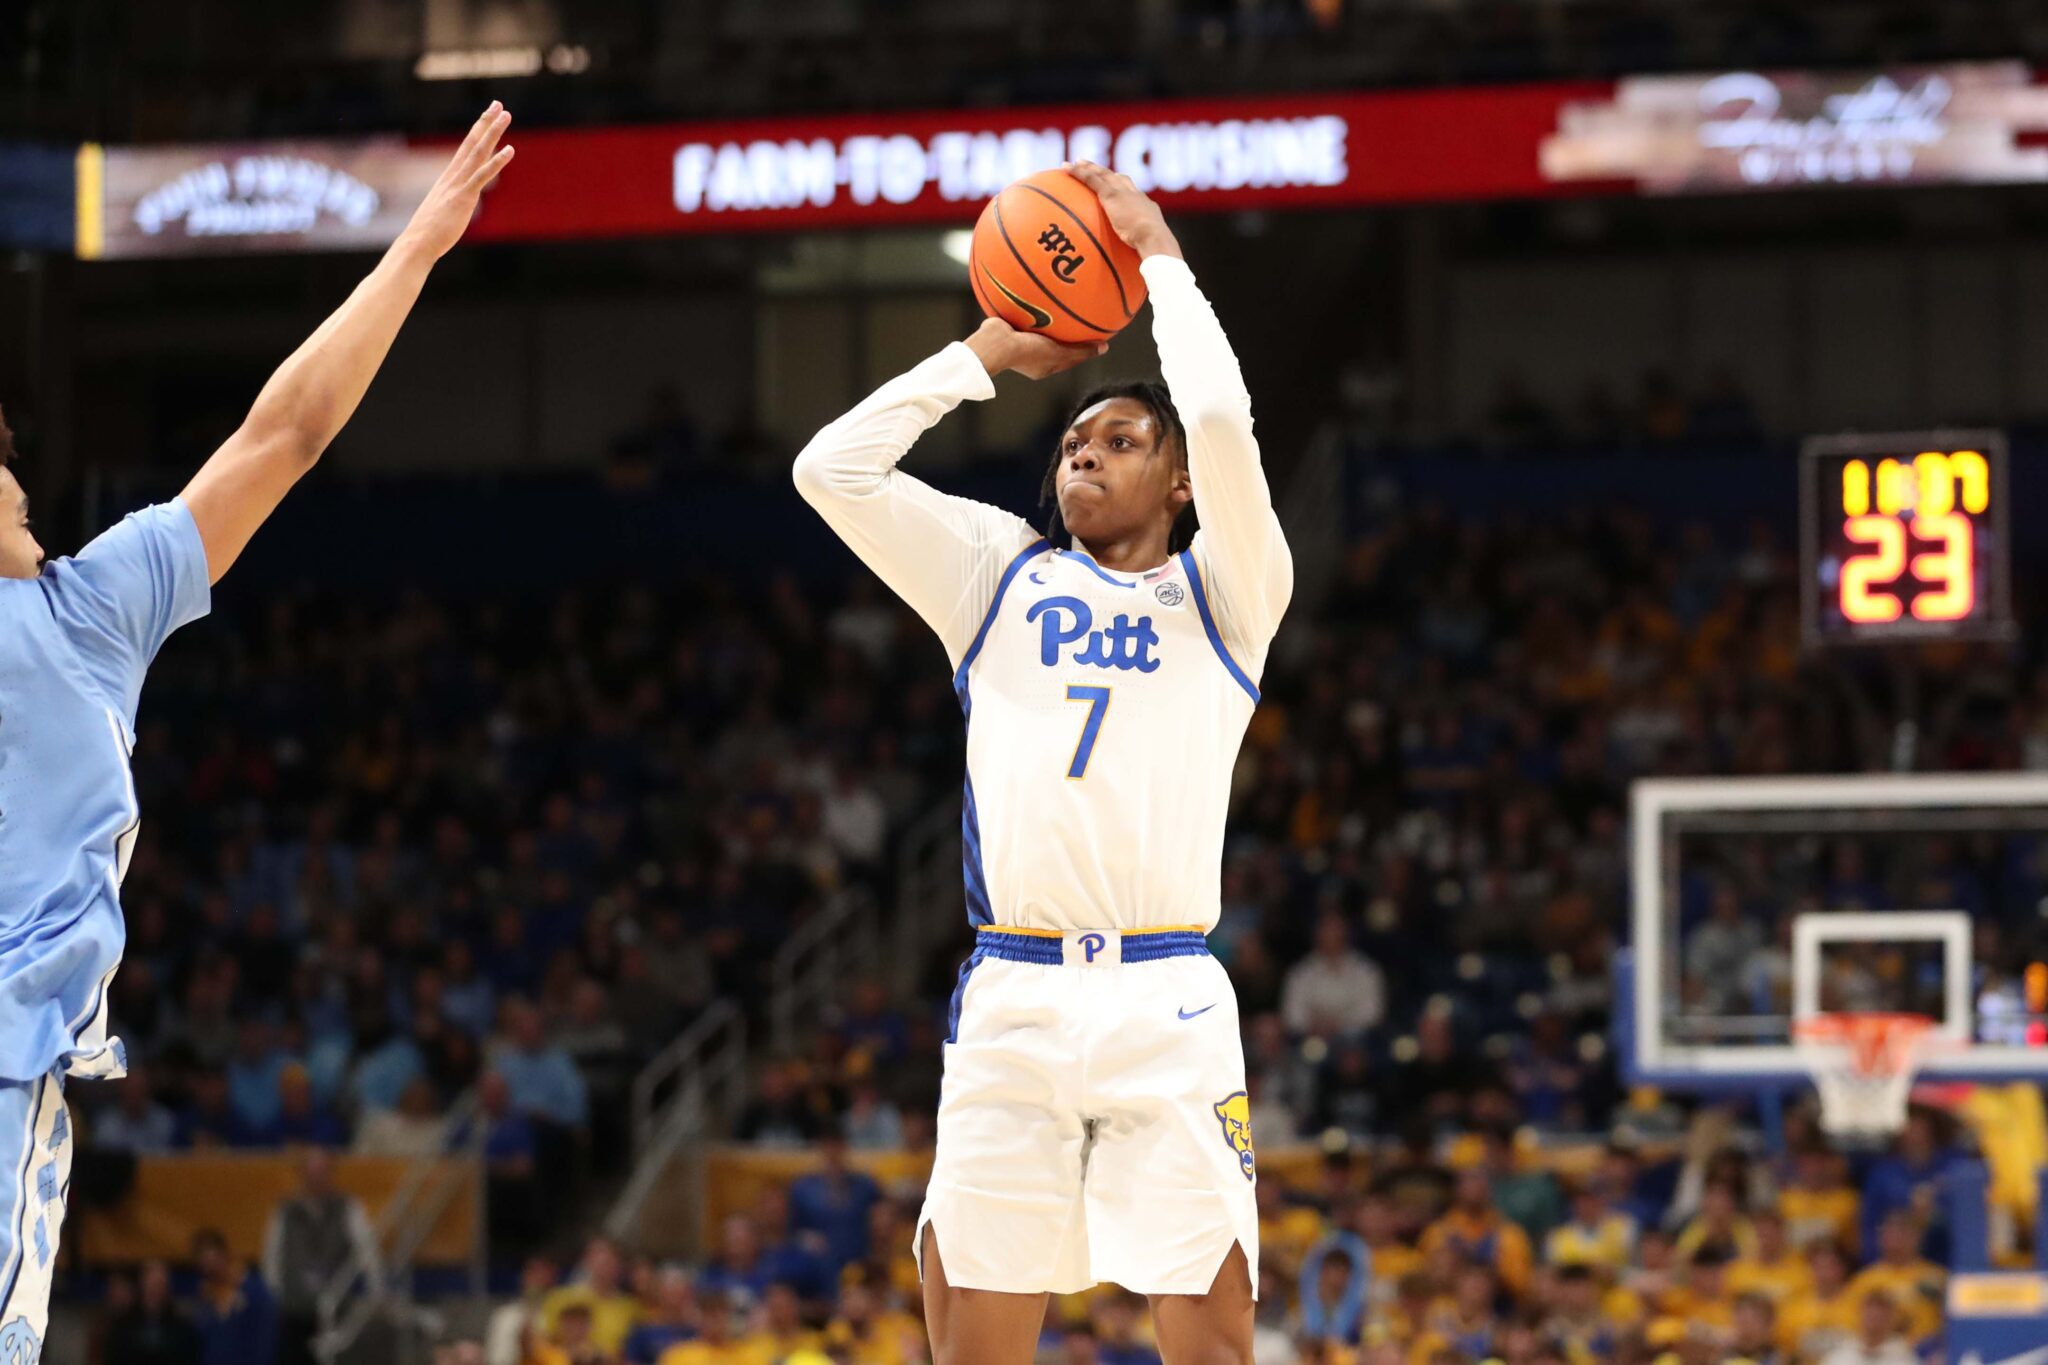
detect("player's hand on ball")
[965,318,1107,381]
[1066,161,1181,261]
[402,102,516,259]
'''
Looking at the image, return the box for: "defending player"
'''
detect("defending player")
[0,104,515,1356]
[794,162,1290,1365]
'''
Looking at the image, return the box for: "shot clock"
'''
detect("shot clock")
[1800,431,2014,647]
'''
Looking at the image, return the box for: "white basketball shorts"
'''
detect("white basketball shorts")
[0,1071,72,1364]
[915,926,1259,1298]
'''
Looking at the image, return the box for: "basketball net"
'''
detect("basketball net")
[1792,1013,1943,1137]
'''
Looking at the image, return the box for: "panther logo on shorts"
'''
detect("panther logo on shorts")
[1212,1092,1256,1181]
[0,1316,43,1365]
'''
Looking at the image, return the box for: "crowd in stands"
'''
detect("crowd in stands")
[36,0,2048,148]
[1261,1106,1961,1365]
[92,1150,380,1365]
[1172,0,2024,85]
[74,565,949,1256]
[95,1104,1966,1363]
[1472,370,1767,456]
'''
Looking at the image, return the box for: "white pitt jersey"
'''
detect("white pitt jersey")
[795,254,1291,934]
[954,539,1263,931]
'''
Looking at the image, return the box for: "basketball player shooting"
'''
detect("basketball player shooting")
[795,161,1290,1365]
[0,105,513,1355]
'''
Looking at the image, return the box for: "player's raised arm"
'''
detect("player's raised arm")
[1068,161,1292,650]
[792,321,1099,664]
[179,103,516,585]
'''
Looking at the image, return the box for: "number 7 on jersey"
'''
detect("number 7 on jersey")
[1064,685,1112,780]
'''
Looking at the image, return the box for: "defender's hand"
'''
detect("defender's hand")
[965,318,1105,381]
[401,102,515,260]
[1066,161,1182,262]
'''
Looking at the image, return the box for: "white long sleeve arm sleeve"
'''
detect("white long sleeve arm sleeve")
[792,342,1042,667]
[1144,255,1293,661]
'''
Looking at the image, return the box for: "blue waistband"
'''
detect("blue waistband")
[973,929,1211,965]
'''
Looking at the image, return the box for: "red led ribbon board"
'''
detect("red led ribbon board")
[461,85,1609,243]
[77,64,2048,257]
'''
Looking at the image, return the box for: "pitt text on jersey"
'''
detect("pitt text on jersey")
[1026,596,1162,672]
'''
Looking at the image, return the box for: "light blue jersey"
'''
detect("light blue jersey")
[0,500,210,1085]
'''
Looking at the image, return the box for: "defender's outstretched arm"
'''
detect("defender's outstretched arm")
[181,103,516,584]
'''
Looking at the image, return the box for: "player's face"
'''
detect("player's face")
[0,468,43,579]
[1056,397,1191,555]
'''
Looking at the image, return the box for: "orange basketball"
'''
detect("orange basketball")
[968,169,1147,346]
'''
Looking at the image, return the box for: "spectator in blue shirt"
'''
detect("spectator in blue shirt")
[348,1016,425,1115]
[840,979,909,1067]
[95,1070,179,1155]
[620,1267,698,1365]
[694,1214,774,1309]
[1597,1139,1671,1235]
[441,939,495,1039]
[750,1186,834,1302]
[489,998,589,1130]
[841,1080,904,1151]
[267,1064,347,1148]
[1862,1107,1963,1261]
[483,908,541,999]
[192,1228,278,1365]
[446,1070,544,1255]
[787,1128,880,1271]
[694,1208,835,1310]
[1092,1291,1164,1365]
[226,1019,292,1136]
[1297,1233,1369,1346]
[177,1071,250,1150]
[470,1072,539,1171]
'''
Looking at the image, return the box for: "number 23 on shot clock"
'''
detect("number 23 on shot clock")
[1799,430,2014,647]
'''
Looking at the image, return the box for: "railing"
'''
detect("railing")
[893,798,963,996]
[627,998,748,1157]
[314,1089,486,1365]
[607,1000,749,1253]
[769,888,878,1055]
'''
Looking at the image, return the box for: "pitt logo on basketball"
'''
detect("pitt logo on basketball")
[1036,224,1086,283]
[1213,1092,1256,1181]
[1026,597,1161,672]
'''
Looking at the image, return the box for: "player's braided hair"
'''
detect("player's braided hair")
[0,405,13,469]
[1039,380,1199,554]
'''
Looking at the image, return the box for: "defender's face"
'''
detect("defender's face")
[0,469,41,580]
[1056,397,1191,552]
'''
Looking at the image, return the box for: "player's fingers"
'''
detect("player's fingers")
[1053,341,1101,372]
[441,118,490,187]
[468,145,515,193]
[454,101,503,166]
[1073,161,1136,199]
[470,110,511,169]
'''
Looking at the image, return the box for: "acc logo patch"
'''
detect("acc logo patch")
[1154,581,1186,607]
[0,1316,43,1365]
[1213,1091,1256,1181]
